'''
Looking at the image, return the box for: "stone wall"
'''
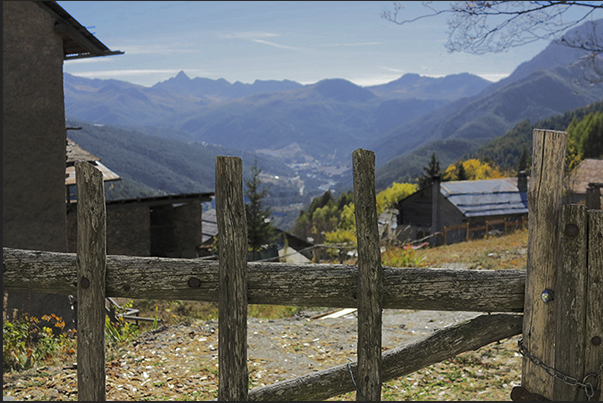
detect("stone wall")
[3,1,67,252]
[3,1,72,326]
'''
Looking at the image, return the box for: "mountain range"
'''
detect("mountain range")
[64,69,490,165]
[63,19,603,220]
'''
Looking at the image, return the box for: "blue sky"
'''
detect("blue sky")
[59,1,602,87]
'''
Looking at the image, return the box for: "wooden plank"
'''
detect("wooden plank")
[215,156,249,401]
[487,219,506,226]
[74,161,107,401]
[2,249,527,312]
[554,205,588,400]
[352,149,382,401]
[521,129,567,399]
[585,210,603,400]
[247,314,523,401]
[445,223,468,232]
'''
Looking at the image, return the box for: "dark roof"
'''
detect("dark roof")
[440,178,528,217]
[37,1,124,60]
[202,208,218,244]
[107,192,214,207]
[566,158,603,195]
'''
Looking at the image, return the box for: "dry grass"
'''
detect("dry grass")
[3,229,529,401]
[418,228,528,271]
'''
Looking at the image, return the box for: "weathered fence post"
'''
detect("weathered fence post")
[519,129,567,400]
[584,210,603,401]
[554,204,589,400]
[75,160,107,401]
[352,148,382,401]
[216,156,249,401]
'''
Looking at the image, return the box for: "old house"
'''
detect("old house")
[66,139,214,258]
[65,138,122,202]
[394,174,529,245]
[3,1,122,322]
[564,158,603,209]
[66,192,214,258]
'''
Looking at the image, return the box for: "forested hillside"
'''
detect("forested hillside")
[468,99,603,173]
[372,62,603,190]
[66,119,295,198]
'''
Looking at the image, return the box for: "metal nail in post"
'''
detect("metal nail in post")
[541,289,554,303]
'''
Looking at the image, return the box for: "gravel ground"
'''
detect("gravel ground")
[2,308,524,401]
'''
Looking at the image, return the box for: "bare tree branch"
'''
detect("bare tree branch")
[382,1,603,55]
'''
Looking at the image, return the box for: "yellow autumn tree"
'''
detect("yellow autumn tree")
[376,182,418,216]
[444,159,503,181]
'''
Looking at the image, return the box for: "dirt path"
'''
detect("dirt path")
[3,308,488,401]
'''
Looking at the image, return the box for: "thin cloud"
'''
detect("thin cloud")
[251,39,300,50]
[382,67,405,74]
[121,44,199,55]
[65,57,117,64]
[477,73,507,82]
[349,74,406,87]
[317,42,382,48]
[221,31,301,51]
[220,31,280,39]
[70,69,183,78]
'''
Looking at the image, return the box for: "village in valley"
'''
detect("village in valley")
[3,1,603,401]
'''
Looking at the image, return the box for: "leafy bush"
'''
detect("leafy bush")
[3,314,75,372]
[105,300,141,347]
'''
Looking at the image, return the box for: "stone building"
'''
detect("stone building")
[564,158,603,208]
[394,174,529,246]
[3,1,122,323]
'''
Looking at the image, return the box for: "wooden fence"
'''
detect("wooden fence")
[3,129,602,401]
[442,215,528,245]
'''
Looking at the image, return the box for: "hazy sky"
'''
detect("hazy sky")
[59,1,602,87]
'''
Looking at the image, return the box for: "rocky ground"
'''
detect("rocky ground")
[3,308,522,401]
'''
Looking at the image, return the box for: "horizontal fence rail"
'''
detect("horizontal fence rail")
[3,247,525,313]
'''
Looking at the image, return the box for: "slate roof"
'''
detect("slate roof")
[202,208,218,244]
[440,178,528,218]
[565,158,603,194]
[65,139,121,185]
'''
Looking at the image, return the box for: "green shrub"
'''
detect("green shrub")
[3,314,75,372]
[105,300,141,347]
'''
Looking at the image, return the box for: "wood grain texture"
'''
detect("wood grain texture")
[521,129,567,399]
[215,156,248,401]
[585,210,603,401]
[352,149,382,401]
[247,314,523,401]
[3,249,526,312]
[554,205,588,400]
[74,161,107,401]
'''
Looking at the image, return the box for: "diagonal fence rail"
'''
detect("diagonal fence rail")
[3,133,601,401]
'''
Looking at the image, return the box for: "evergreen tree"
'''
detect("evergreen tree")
[418,153,441,188]
[244,161,276,261]
[518,146,528,173]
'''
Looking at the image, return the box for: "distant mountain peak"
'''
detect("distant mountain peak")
[312,78,376,102]
[174,70,190,81]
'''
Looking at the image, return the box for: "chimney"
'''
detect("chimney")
[517,171,528,193]
[586,183,602,210]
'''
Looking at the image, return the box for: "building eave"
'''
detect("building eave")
[37,1,124,60]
